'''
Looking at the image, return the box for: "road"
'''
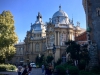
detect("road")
[0,68,43,75]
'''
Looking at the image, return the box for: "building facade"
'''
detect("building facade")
[12,6,86,64]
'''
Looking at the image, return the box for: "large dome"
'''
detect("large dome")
[53,10,68,18]
[52,6,69,24]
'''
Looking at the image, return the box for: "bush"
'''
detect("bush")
[0,64,17,71]
[68,65,79,75]
[55,58,62,67]
[91,65,100,74]
[78,60,86,70]
[55,65,66,75]
[79,70,94,75]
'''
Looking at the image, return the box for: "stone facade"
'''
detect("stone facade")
[83,0,100,68]
[10,42,25,65]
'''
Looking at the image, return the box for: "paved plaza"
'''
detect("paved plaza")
[0,68,42,75]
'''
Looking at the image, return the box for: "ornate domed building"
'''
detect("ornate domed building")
[46,6,85,62]
[23,12,47,63]
[11,6,86,65]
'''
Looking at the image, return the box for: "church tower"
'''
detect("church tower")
[83,0,100,69]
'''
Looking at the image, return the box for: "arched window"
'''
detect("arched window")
[35,43,39,52]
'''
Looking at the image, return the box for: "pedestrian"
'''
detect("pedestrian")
[45,65,49,75]
[48,64,53,75]
[45,64,53,75]
[42,64,45,74]
[66,68,69,75]
[17,65,22,75]
[22,65,28,75]
[27,64,32,75]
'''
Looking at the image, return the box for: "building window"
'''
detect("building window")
[42,43,46,51]
[35,43,39,52]
[34,34,36,37]
[40,34,41,37]
[20,47,23,55]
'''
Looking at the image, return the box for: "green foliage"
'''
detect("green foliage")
[79,44,90,61]
[46,55,54,63]
[68,66,79,74]
[0,11,18,63]
[55,58,62,67]
[0,64,17,71]
[79,44,90,70]
[79,70,94,75]
[66,41,80,60]
[62,63,79,75]
[55,65,66,75]
[78,60,86,70]
[91,65,100,74]
[55,63,79,75]
[35,54,45,67]
[66,41,90,70]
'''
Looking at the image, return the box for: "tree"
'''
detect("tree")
[0,11,18,63]
[66,41,90,70]
[35,54,45,67]
[46,55,54,64]
[66,41,80,64]
[79,44,90,70]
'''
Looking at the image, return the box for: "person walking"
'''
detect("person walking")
[45,64,53,75]
[27,64,32,75]
[48,64,53,75]
[22,65,28,75]
[42,64,45,74]
[17,65,22,75]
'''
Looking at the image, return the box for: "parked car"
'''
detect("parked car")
[30,63,36,68]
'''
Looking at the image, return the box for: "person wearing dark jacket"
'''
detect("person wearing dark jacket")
[45,64,53,75]
[22,65,28,75]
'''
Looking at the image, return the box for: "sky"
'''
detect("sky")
[0,0,86,42]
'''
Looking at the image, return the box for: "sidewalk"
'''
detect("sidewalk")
[0,71,17,75]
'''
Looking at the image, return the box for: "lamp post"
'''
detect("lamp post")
[52,44,56,68]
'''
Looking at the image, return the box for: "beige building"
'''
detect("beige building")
[12,6,85,65]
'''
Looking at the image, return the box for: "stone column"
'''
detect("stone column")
[69,32,70,40]
[56,31,58,46]
[58,31,59,45]
[40,42,42,52]
[55,32,56,45]
[32,42,33,54]
[70,32,72,40]
[46,36,47,47]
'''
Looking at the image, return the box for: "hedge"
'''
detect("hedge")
[0,64,17,71]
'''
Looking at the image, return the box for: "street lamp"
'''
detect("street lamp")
[52,44,56,68]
